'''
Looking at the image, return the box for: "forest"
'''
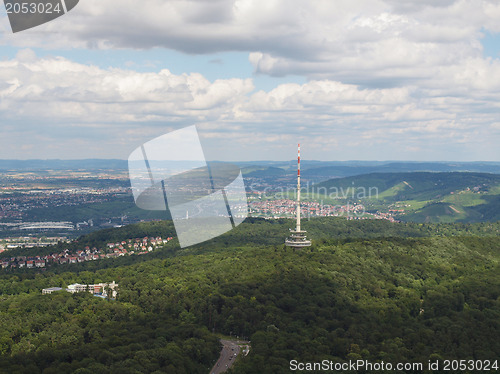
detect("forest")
[311,172,500,223]
[0,217,499,373]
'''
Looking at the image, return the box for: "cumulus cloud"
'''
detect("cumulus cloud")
[0,51,254,122]
[0,51,498,160]
[1,0,499,160]
[2,0,499,86]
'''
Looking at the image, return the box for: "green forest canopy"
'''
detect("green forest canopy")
[0,217,498,373]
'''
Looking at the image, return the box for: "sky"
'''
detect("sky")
[0,0,500,162]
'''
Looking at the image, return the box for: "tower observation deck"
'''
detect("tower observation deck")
[285,144,312,249]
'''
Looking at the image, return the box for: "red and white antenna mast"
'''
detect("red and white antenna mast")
[285,143,311,249]
[296,143,301,232]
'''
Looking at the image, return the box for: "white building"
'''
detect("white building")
[42,287,63,294]
[66,283,88,293]
[44,282,118,298]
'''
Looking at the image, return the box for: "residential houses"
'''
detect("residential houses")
[0,236,173,270]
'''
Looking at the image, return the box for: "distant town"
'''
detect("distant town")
[0,235,172,270]
[2,165,495,263]
[0,168,399,239]
[0,183,129,222]
[249,198,397,222]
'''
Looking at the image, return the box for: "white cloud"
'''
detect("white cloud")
[0,51,254,122]
[1,0,499,92]
[1,0,499,160]
[1,0,498,83]
[0,51,498,160]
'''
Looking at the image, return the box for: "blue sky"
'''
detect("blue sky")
[1,46,307,92]
[0,0,499,161]
[481,30,500,59]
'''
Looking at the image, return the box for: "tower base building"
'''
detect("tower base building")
[285,230,312,248]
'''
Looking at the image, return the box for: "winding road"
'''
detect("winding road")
[209,339,250,374]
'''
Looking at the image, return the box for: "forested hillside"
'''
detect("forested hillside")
[312,172,500,223]
[0,218,499,373]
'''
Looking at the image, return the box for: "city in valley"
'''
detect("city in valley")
[1,161,499,267]
[0,165,406,252]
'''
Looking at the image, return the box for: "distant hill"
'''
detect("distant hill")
[0,159,128,170]
[2,159,499,176]
[242,166,287,177]
[312,172,500,223]
[303,162,500,178]
[313,172,500,200]
[403,195,500,223]
[238,161,500,185]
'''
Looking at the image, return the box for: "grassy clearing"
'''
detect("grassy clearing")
[442,191,486,207]
[377,182,409,199]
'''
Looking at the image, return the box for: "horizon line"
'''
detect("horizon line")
[1,159,500,163]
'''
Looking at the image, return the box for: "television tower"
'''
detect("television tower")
[285,144,311,249]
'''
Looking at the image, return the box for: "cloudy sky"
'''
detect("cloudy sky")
[0,0,499,161]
